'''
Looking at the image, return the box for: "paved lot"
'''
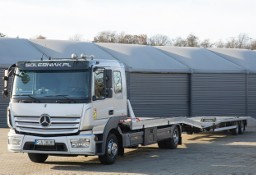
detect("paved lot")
[0,128,256,175]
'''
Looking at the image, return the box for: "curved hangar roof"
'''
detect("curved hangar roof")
[0,38,43,67]
[156,46,245,73]
[29,40,191,73]
[29,39,115,61]
[0,38,255,73]
[96,43,190,73]
[209,48,256,73]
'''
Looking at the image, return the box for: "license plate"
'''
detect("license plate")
[35,139,55,146]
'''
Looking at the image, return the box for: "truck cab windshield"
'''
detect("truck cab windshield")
[12,69,90,102]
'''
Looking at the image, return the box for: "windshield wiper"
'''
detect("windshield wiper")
[44,94,70,98]
[13,94,40,103]
[44,95,77,103]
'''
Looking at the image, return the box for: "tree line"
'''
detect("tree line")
[1,31,256,49]
[93,31,256,50]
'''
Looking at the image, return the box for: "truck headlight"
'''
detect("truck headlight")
[70,138,90,148]
[8,137,22,146]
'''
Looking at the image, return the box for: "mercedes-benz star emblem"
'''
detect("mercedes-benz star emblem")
[39,114,51,127]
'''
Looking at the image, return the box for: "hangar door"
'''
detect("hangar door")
[191,74,246,116]
[128,73,189,117]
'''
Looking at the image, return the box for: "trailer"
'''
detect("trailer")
[124,116,247,135]
[3,55,247,165]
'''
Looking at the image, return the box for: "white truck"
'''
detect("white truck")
[3,55,247,164]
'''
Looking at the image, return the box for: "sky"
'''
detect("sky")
[1,0,256,42]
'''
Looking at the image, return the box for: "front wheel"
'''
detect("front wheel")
[28,153,48,163]
[99,133,119,165]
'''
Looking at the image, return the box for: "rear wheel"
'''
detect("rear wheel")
[231,122,240,135]
[239,121,245,134]
[158,126,180,149]
[28,153,48,163]
[99,133,119,165]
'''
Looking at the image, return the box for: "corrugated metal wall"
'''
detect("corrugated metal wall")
[128,73,189,117]
[0,69,8,128]
[191,74,246,116]
[248,74,256,118]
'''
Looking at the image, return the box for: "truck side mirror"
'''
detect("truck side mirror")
[104,69,112,89]
[104,69,113,98]
[3,70,8,88]
[3,70,9,97]
[2,88,8,97]
[2,64,16,97]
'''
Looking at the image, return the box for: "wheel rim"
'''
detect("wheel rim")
[107,139,118,158]
[173,129,179,145]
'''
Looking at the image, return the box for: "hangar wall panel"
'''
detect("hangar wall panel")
[248,74,256,118]
[128,73,189,117]
[191,74,246,116]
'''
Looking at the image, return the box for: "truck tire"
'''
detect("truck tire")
[158,140,168,149]
[28,153,48,163]
[99,133,118,165]
[158,126,180,149]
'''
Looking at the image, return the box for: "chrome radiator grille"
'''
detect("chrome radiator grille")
[14,116,80,135]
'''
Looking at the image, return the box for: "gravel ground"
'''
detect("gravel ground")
[0,127,256,175]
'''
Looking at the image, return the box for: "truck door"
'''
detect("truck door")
[92,68,114,120]
[92,68,127,121]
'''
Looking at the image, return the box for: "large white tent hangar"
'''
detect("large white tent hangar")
[0,38,255,128]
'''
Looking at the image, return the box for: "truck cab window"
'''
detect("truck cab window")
[94,69,105,99]
[113,71,122,93]
[13,71,34,95]
[12,69,90,101]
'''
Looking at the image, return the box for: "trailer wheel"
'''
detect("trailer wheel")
[28,153,48,163]
[231,122,240,135]
[99,133,118,165]
[158,126,180,149]
[239,121,245,134]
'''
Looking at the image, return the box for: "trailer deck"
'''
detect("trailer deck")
[122,116,248,134]
[126,100,248,134]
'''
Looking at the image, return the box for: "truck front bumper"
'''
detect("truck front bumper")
[8,129,96,155]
